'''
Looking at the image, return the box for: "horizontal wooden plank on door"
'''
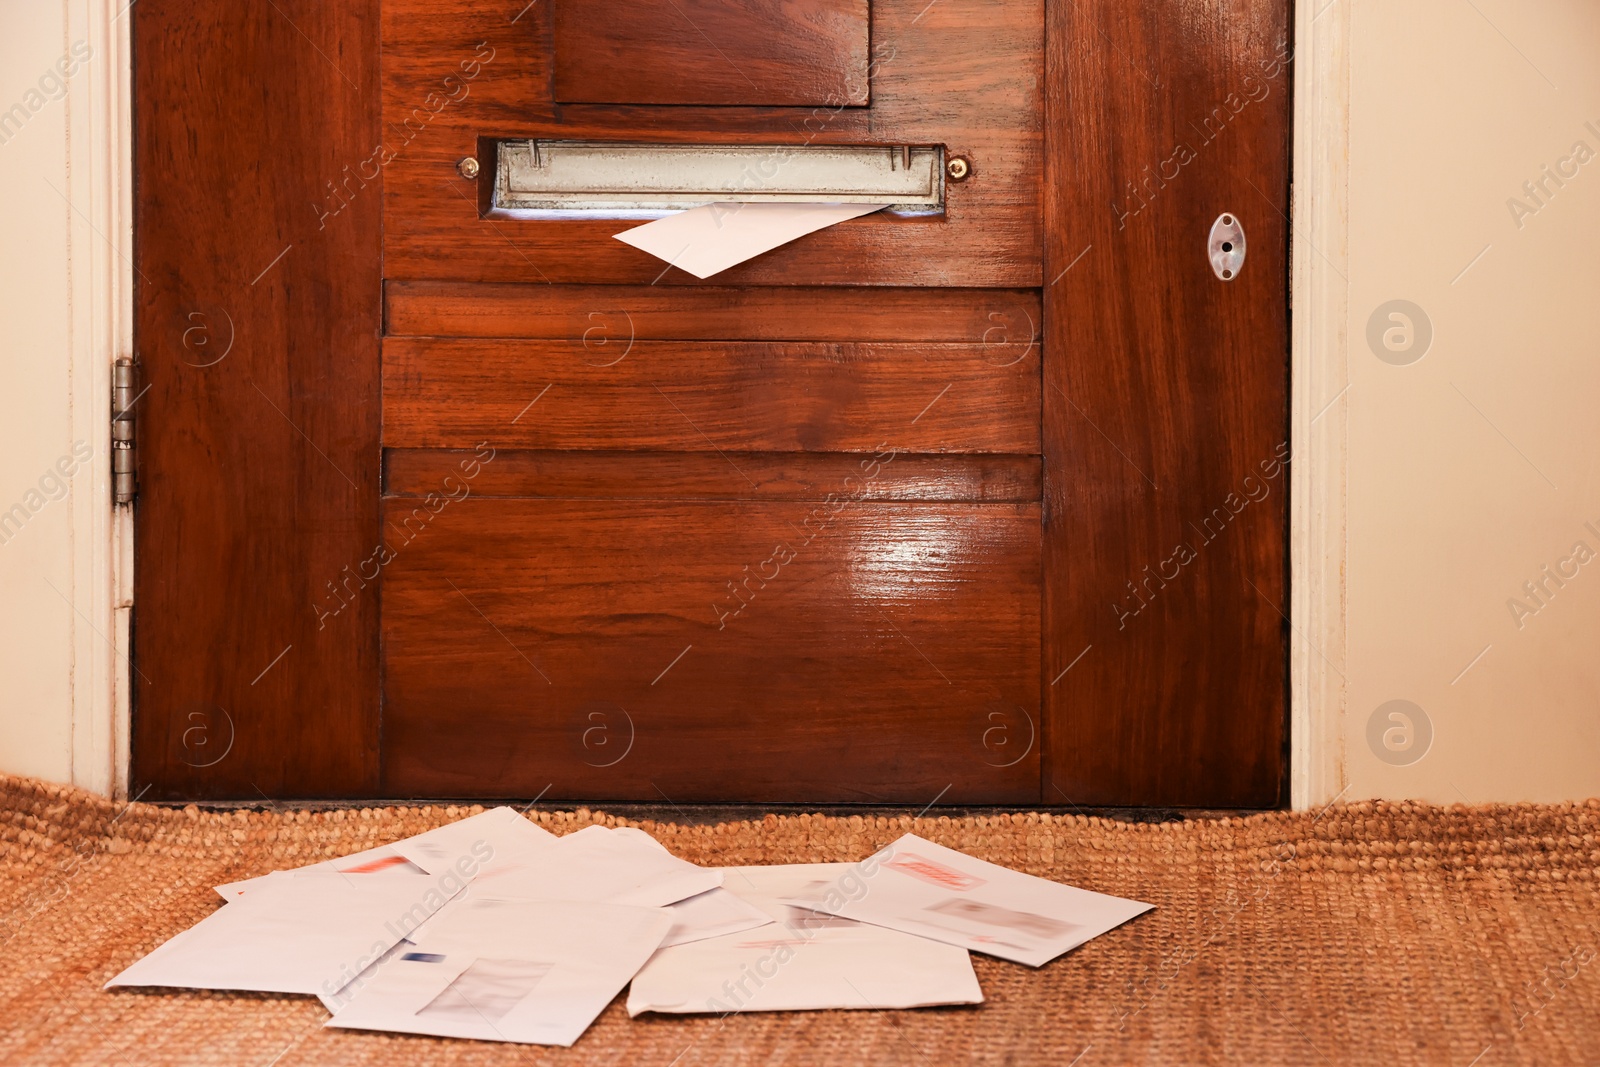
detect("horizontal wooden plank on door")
[379,497,1041,802]
[385,450,1044,502]
[382,337,1041,453]
[378,0,1043,285]
[552,0,871,107]
[384,283,1041,342]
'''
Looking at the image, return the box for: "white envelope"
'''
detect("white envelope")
[614,202,885,279]
[658,887,772,948]
[318,937,412,1013]
[467,824,721,908]
[327,897,672,1047]
[780,834,1153,967]
[107,872,460,996]
[627,863,983,1016]
[216,806,547,901]
[215,844,425,901]
[389,805,556,874]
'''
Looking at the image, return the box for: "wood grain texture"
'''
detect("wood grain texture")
[131,0,1290,807]
[385,450,1043,501]
[379,498,1041,802]
[385,283,1040,342]
[552,0,870,107]
[1042,0,1291,807]
[131,0,381,798]
[382,337,1040,453]
[380,0,1043,285]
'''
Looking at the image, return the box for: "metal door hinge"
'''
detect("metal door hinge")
[112,357,138,506]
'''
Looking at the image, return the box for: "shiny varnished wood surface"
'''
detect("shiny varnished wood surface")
[384,283,1041,343]
[1042,0,1290,806]
[552,0,871,107]
[132,0,382,798]
[380,498,1041,802]
[133,0,1289,808]
[382,338,1040,453]
[380,0,1043,286]
[386,450,1043,502]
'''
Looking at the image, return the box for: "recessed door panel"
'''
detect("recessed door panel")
[551,0,872,107]
[380,498,1041,803]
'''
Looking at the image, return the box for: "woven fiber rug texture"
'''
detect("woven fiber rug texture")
[1,775,1597,1066]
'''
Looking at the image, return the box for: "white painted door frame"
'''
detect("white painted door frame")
[63,0,133,799]
[74,0,1349,807]
[1289,0,1351,809]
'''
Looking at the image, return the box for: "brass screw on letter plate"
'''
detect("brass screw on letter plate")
[946,156,972,182]
[456,156,481,180]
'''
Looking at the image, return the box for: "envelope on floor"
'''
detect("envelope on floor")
[466,824,722,908]
[215,806,549,900]
[627,863,983,1016]
[318,936,413,1013]
[107,872,460,996]
[779,833,1153,967]
[658,887,772,948]
[215,844,425,901]
[388,805,557,874]
[326,897,672,1047]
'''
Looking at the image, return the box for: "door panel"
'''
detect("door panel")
[132,0,382,799]
[380,499,1041,802]
[550,0,872,107]
[1042,0,1290,806]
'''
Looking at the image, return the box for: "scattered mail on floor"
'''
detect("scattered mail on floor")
[327,897,672,1047]
[107,811,1153,1046]
[778,833,1153,967]
[627,863,983,1016]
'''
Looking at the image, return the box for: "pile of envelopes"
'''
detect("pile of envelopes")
[108,808,1152,1047]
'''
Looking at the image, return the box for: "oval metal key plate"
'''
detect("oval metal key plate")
[1208,213,1246,281]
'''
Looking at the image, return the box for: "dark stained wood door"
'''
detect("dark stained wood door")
[131,0,1288,807]
[1045,4,1292,807]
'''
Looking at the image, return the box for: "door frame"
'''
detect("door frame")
[1288,0,1351,810]
[71,0,1349,808]
[56,0,134,800]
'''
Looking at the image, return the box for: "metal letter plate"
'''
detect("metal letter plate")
[494,140,945,215]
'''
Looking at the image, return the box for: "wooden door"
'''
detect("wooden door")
[132,0,1289,807]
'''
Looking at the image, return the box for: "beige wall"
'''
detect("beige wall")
[1345,0,1600,801]
[0,1,78,784]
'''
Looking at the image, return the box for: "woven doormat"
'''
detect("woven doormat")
[1,775,1597,1066]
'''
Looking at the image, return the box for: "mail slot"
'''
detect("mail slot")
[494,140,946,215]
